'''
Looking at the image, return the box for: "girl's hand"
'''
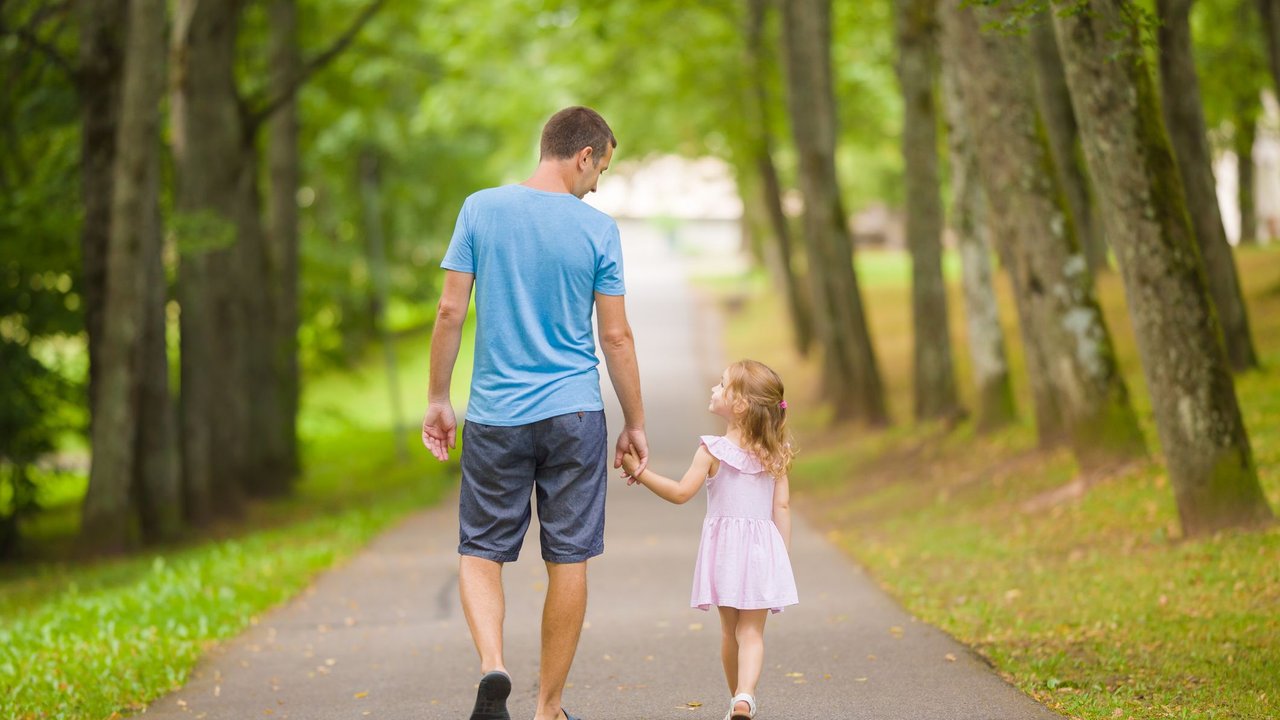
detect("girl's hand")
[621,449,642,484]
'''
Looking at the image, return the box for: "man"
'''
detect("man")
[421,106,648,720]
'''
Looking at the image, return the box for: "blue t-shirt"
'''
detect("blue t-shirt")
[441,184,626,426]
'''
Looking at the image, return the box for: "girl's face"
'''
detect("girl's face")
[709,369,735,420]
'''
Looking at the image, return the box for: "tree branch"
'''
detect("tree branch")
[248,0,387,129]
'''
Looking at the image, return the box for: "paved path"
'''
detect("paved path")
[143,229,1059,720]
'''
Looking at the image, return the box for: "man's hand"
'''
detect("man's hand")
[421,402,457,462]
[614,425,648,483]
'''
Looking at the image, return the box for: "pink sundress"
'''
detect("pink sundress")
[690,435,799,614]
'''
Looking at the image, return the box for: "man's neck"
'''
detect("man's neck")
[522,161,574,194]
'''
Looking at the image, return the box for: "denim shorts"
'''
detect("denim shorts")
[458,410,607,564]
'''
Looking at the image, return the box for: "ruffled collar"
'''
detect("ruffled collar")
[700,435,764,474]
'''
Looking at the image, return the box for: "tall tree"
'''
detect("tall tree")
[940,64,1017,432]
[171,0,248,520]
[1234,109,1258,246]
[1028,10,1108,274]
[1157,0,1259,372]
[744,0,813,356]
[76,0,125,423]
[940,0,1146,468]
[1052,0,1273,534]
[781,0,888,424]
[80,0,170,551]
[895,0,962,422]
[266,0,302,482]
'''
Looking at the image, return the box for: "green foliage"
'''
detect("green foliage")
[1193,0,1268,140]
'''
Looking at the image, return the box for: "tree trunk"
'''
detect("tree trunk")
[238,138,283,498]
[171,0,247,520]
[745,0,813,356]
[133,206,182,542]
[1029,10,1108,274]
[1157,0,1260,372]
[940,0,1146,468]
[781,0,888,424]
[1259,0,1280,105]
[1235,110,1258,246]
[1053,0,1273,535]
[80,0,168,553]
[76,0,127,425]
[895,0,962,422]
[940,64,1017,432]
[266,0,302,481]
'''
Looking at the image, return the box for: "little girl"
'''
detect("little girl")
[621,359,798,720]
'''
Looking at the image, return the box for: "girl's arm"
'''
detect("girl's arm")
[622,446,715,505]
[772,475,792,553]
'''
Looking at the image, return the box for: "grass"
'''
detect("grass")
[716,246,1280,720]
[0,320,473,720]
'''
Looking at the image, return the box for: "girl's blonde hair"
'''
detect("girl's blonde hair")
[724,359,796,479]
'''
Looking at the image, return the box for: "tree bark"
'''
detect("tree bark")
[1053,0,1273,535]
[1029,10,1108,274]
[1157,0,1260,372]
[171,0,247,520]
[1259,0,1280,105]
[940,63,1017,432]
[896,0,962,422]
[80,0,169,553]
[781,0,888,424]
[1235,110,1258,246]
[745,0,813,356]
[941,0,1146,468]
[266,0,302,482]
[76,0,127,425]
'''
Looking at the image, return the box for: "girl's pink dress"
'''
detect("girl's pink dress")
[690,435,799,614]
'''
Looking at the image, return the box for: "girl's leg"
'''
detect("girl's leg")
[717,607,740,696]
[733,609,768,715]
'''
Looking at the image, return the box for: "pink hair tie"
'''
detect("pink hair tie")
[778,400,788,409]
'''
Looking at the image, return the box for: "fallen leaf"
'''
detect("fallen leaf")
[688,623,703,631]
[855,677,868,682]
[686,701,702,708]
[785,672,804,678]
[354,691,368,699]
[945,653,957,662]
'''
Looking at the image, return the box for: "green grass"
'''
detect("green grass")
[0,320,474,719]
[718,245,1280,720]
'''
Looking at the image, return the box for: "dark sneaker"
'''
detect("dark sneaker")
[469,670,512,720]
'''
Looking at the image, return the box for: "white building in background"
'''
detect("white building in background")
[585,155,748,275]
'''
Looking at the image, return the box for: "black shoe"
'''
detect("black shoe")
[469,671,512,720]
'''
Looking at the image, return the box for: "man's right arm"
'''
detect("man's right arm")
[595,292,648,476]
[422,270,474,461]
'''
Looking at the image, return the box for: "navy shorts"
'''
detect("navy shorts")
[458,410,608,564]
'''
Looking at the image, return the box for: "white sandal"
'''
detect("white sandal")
[729,692,757,720]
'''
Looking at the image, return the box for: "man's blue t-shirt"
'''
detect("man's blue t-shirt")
[441,184,625,426]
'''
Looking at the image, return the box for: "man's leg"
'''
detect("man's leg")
[534,560,587,720]
[459,555,508,674]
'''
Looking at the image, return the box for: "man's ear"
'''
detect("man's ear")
[578,146,594,169]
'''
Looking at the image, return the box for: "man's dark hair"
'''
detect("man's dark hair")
[540,106,617,164]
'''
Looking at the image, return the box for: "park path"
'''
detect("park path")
[142,227,1059,720]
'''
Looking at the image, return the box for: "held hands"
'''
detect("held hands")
[421,402,457,462]
[620,449,643,486]
[614,426,648,482]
